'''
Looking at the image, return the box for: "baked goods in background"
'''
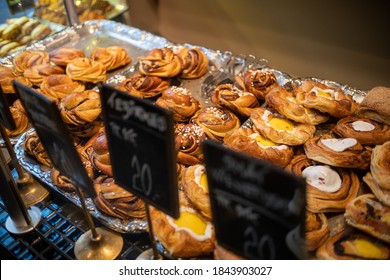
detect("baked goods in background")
[23,63,65,86]
[40,74,85,100]
[139,47,183,78]
[89,46,132,71]
[5,101,29,137]
[116,73,169,99]
[89,129,113,177]
[235,68,278,100]
[50,47,86,67]
[358,86,390,125]
[66,57,106,83]
[24,131,51,167]
[305,211,329,251]
[176,47,209,79]
[13,50,50,74]
[0,65,32,94]
[175,123,206,166]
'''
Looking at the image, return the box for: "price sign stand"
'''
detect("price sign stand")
[100,85,179,260]
[0,87,49,207]
[203,140,307,260]
[13,81,123,260]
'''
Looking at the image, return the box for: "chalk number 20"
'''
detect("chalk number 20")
[131,155,152,196]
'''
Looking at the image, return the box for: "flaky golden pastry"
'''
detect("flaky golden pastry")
[304,134,372,169]
[5,104,29,137]
[190,107,240,142]
[345,194,390,243]
[210,83,259,117]
[139,47,182,78]
[50,47,85,67]
[24,132,51,167]
[59,90,102,138]
[89,129,112,176]
[295,80,359,118]
[90,46,132,71]
[175,123,206,166]
[333,116,390,145]
[156,86,200,122]
[265,86,329,125]
[40,74,85,100]
[306,211,329,251]
[214,242,245,260]
[0,65,32,94]
[66,57,106,83]
[235,68,278,100]
[176,47,208,79]
[358,86,390,125]
[115,74,169,99]
[50,168,76,192]
[251,107,316,146]
[13,50,50,74]
[23,64,64,86]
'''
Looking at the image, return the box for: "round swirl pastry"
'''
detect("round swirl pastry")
[5,104,29,137]
[304,134,372,169]
[90,46,132,71]
[175,123,206,166]
[24,132,51,167]
[176,47,208,79]
[23,64,65,86]
[116,73,169,99]
[13,50,50,74]
[333,116,390,146]
[295,80,359,118]
[89,129,112,176]
[363,142,390,206]
[66,57,106,83]
[156,86,201,122]
[151,205,215,258]
[40,74,85,100]
[214,242,245,260]
[251,107,316,146]
[59,90,102,138]
[139,47,182,78]
[265,86,329,125]
[210,83,259,117]
[50,47,85,67]
[190,107,240,142]
[182,165,211,220]
[305,211,329,252]
[224,123,293,167]
[316,230,390,260]
[285,155,360,213]
[94,175,146,220]
[234,68,278,100]
[345,194,390,243]
[358,86,390,125]
[0,65,32,94]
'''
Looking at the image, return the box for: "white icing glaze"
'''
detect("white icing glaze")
[302,165,341,193]
[249,133,288,150]
[194,165,207,190]
[286,96,296,103]
[320,138,357,152]
[311,86,335,99]
[351,121,375,132]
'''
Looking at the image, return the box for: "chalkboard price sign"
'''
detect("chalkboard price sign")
[13,81,93,195]
[100,84,179,219]
[203,139,306,260]
[0,86,16,131]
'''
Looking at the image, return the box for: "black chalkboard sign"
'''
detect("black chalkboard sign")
[100,84,179,218]
[13,81,93,195]
[0,87,16,131]
[203,139,306,260]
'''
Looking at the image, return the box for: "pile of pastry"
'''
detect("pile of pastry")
[0,17,53,57]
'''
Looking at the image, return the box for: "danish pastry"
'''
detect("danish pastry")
[176,47,209,79]
[139,47,182,78]
[5,104,29,137]
[345,194,390,243]
[24,131,51,167]
[295,80,359,118]
[40,74,85,100]
[175,123,206,166]
[50,47,85,67]
[13,50,50,74]
[250,107,316,146]
[305,211,329,251]
[90,46,132,71]
[210,83,259,117]
[116,73,169,99]
[190,107,240,142]
[66,57,106,83]
[89,129,112,176]
[333,116,390,145]
[304,134,372,169]
[358,86,390,125]
[23,64,65,86]
[265,86,329,125]
[156,86,201,122]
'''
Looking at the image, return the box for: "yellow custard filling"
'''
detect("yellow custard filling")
[174,212,207,235]
[350,239,385,259]
[199,173,208,191]
[269,118,294,131]
[316,89,332,98]
[254,134,276,147]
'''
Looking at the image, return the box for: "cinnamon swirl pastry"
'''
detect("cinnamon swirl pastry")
[0,65,32,94]
[50,47,85,67]
[90,46,132,71]
[66,57,106,83]
[224,123,293,167]
[295,80,359,118]
[176,47,209,79]
[175,123,206,166]
[23,64,64,86]
[190,107,240,142]
[182,165,211,220]
[358,86,390,125]
[40,74,85,100]
[5,104,29,137]
[151,205,215,258]
[345,194,390,243]
[316,230,390,260]
[116,74,169,99]
[251,107,316,146]
[333,116,390,145]
[51,168,76,192]
[156,86,201,122]
[210,84,259,117]
[24,132,51,167]
[139,47,182,78]
[94,175,146,220]
[235,68,278,100]
[265,86,329,125]
[306,211,329,251]
[13,50,50,74]
[304,134,372,169]
[89,129,112,176]
[59,90,102,138]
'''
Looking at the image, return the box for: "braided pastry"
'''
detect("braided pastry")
[40,74,85,100]
[176,47,209,79]
[175,123,206,166]
[139,47,182,78]
[235,68,278,100]
[89,129,112,176]
[5,103,29,137]
[13,50,50,74]
[24,132,51,167]
[23,63,64,86]
[50,47,85,67]
[116,73,169,99]
[66,57,106,83]
[90,46,132,71]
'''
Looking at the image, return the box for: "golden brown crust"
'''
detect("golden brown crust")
[176,47,209,79]
[210,83,259,117]
[51,168,76,192]
[235,68,278,100]
[89,129,112,176]
[13,50,50,74]
[175,123,206,166]
[40,74,85,100]
[66,57,106,83]
[5,105,29,137]
[156,86,200,122]
[50,47,85,67]
[139,47,182,78]
[23,64,65,86]
[89,46,132,71]
[115,74,169,99]
[0,66,32,94]
[24,132,51,167]
[358,86,390,125]
[363,172,390,207]
[305,211,329,251]
[214,242,245,260]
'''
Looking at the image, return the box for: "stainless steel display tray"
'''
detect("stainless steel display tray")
[15,128,147,234]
